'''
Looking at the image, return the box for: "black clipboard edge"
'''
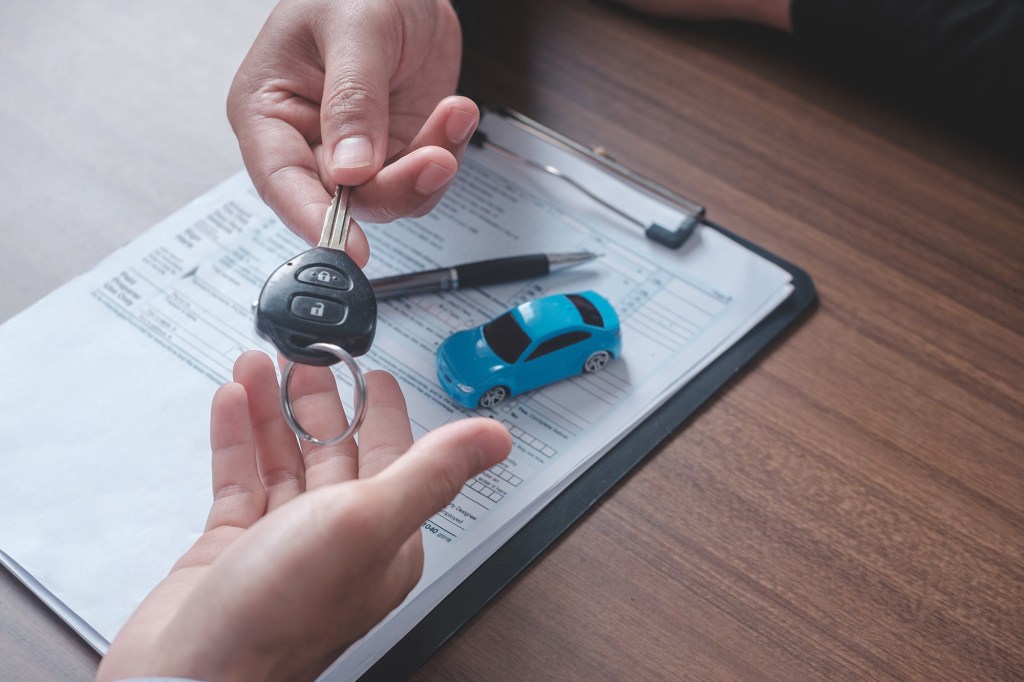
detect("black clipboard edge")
[362,222,818,681]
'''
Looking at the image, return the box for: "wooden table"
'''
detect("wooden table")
[2,1,1021,679]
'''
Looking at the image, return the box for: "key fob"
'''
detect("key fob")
[255,247,377,366]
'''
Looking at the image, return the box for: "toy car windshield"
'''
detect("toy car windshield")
[482,312,532,363]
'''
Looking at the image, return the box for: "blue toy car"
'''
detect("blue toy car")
[436,291,622,409]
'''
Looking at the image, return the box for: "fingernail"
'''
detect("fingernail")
[415,162,455,195]
[332,136,374,169]
[446,109,477,144]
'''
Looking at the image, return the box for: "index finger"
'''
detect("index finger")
[244,126,329,246]
[235,113,370,264]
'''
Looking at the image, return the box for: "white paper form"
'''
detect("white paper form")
[0,112,793,679]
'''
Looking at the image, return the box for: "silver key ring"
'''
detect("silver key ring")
[280,342,367,446]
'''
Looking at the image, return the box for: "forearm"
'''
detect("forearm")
[613,0,792,30]
[611,0,1022,144]
[792,0,1024,141]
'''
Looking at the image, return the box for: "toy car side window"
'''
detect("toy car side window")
[525,331,591,361]
[483,312,532,363]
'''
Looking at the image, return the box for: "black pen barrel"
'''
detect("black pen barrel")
[371,254,573,299]
[456,255,550,288]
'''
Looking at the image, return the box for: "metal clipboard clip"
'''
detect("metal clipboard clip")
[470,107,705,248]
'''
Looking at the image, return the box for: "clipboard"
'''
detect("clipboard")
[362,108,818,680]
[0,105,815,679]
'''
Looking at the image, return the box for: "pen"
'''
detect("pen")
[370,252,599,299]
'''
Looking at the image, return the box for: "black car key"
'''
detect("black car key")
[255,185,377,366]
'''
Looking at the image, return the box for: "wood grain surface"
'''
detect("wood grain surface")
[1,1,1021,680]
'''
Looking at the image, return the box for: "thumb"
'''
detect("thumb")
[316,9,401,186]
[372,418,512,539]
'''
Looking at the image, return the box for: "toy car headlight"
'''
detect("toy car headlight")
[457,383,474,394]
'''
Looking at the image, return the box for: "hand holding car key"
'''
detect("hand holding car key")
[254,185,377,446]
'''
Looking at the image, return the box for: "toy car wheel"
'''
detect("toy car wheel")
[583,350,612,373]
[478,386,509,409]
